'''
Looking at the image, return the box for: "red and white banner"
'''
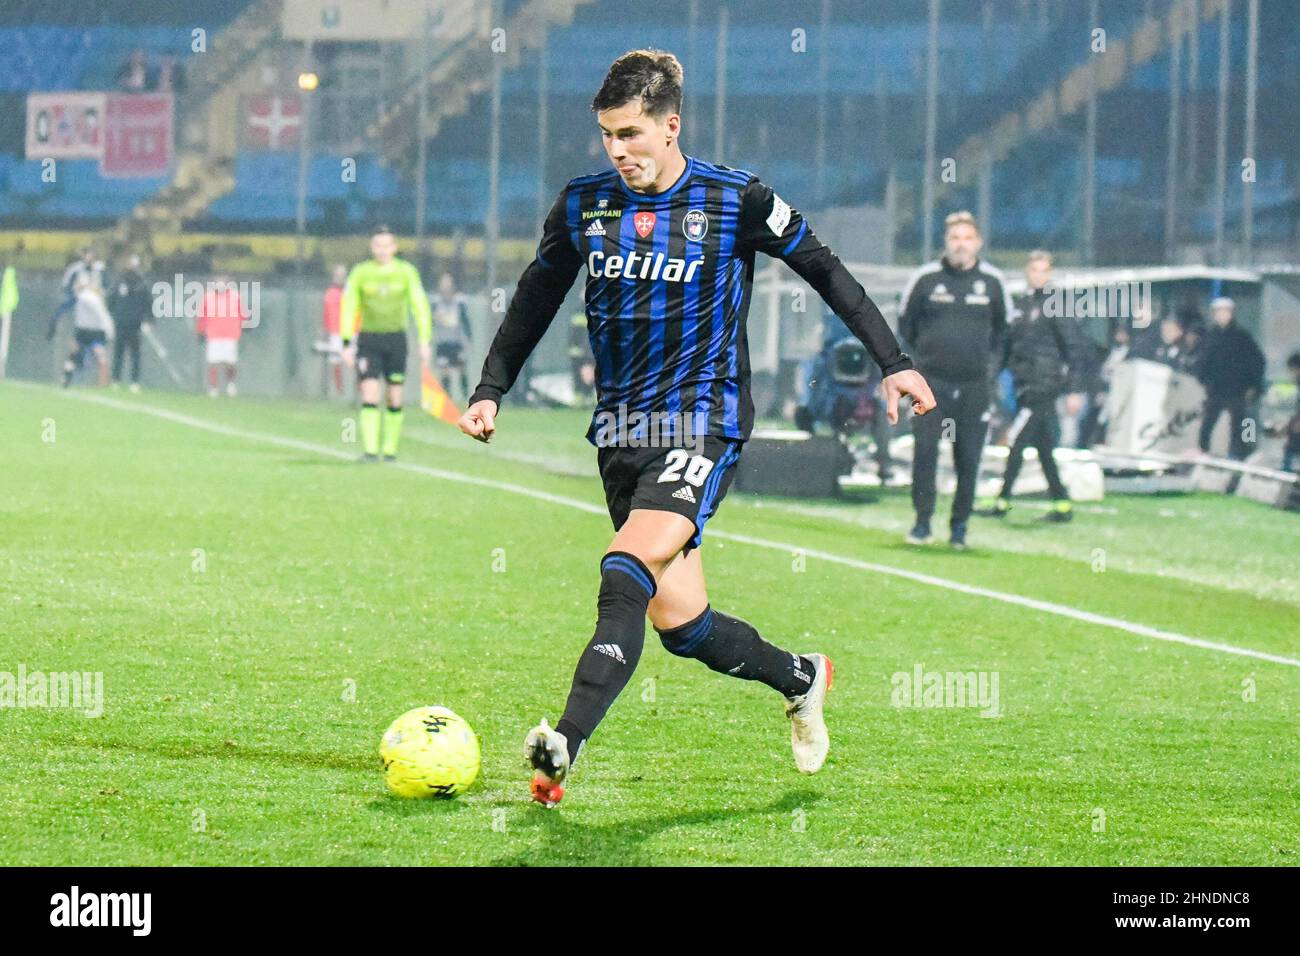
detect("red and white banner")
[242,94,302,151]
[25,92,106,159]
[102,94,174,178]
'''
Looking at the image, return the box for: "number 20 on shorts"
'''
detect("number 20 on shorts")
[657,449,714,486]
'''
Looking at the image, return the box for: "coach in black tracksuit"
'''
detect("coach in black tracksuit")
[899,212,1009,548]
[108,257,153,387]
[985,252,1088,521]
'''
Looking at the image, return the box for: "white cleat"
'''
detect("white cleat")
[523,718,570,807]
[785,653,834,774]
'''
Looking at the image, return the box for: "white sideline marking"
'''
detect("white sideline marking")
[27,384,1300,670]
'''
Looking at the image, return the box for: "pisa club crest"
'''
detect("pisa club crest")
[683,209,709,242]
[634,211,657,238]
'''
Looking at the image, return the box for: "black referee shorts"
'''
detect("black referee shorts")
[355,331,408,384]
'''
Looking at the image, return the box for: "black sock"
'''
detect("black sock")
[556,552,657,767]
[657,606,816,698]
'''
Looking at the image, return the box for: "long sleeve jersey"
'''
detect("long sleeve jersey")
[339,258,432,345]
[470,155,911,444]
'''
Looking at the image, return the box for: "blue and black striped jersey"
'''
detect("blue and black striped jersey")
[471,155,912,444]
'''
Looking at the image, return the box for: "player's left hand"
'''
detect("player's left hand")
[419,343,432,368]
[882,369,936,425]
[458,399,498,443]
[1064,392,1085,416]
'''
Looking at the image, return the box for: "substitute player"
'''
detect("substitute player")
[459,50,935,807]
[341,227,433,462]
[196,275,247,397]
[979,250,1088,522]
[322,263,349,397]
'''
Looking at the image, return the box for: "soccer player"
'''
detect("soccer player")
[62,276,113,388]
[899,211,1010,549]
[340,227,433,462]
[196,275,246,397]
[432,273,472,403]
[458,50,935,807]
[322,264,349,397]
[48,248,101,342]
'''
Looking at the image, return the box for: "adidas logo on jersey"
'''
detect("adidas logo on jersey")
[593,643,625,663]
[672,485,696,503]
[585,219,606,237]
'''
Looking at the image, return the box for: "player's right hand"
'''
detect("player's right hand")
[459,399,498,443]
[341,344,356,369]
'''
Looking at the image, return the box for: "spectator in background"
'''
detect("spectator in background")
[156,56,185,93]
[63,277,113,388]
[1152,313,1197,374]
[431,273,472,403]
[1175,298,1205,372]
[1101,324,1130,380]
[108,256,152,392]
[1123,300,1163,361]
[322,264,348,396]
[117,49,149,92]
[1182,322,1204,364]
[1082,324,1133,446]
[1071,324,1109,449]
[1196,297,1265,460]
[1283,352,1300,473]
[197,276,246,398]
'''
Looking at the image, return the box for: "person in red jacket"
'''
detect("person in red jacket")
[321,264,349,396]
[196,276,246,397]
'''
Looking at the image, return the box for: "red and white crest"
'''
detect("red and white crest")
[633,211,656,238]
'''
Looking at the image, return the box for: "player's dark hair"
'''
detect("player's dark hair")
[371,224,394,237]
[591,49,683,119]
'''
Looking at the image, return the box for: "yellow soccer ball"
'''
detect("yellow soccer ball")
[380,706,480,798]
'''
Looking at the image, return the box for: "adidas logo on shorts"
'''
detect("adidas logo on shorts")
[672,486,696,503]
[593,643,625,663]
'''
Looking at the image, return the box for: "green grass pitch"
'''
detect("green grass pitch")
[1,380,1296,866]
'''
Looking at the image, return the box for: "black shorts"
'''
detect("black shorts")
[597,437,743,553]
[355,331,408,383]
[74,328,107,349]
[435,342,464,366]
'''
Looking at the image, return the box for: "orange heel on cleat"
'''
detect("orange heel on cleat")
[530,773,565,808]
[523,718,570,808]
